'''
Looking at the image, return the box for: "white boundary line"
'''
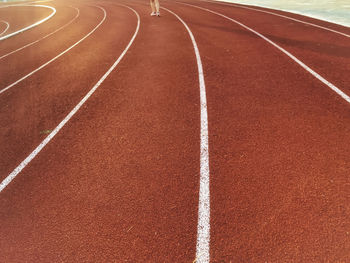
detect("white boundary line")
[0,6,105,95]
[0,6,79,60]
[0,20,10,36]
[178,2,350,105]
[161,6,210,263]
[0,5,56,41]
[0,5,140,192]
[199,0,350,38]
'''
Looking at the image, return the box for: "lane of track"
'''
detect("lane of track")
[160,6,211,262]
[0,4,56,40]
[0,4,79,56]
[180,0,350,94]
[0,4,127,178]
[0,6,79,60]
[0,0,54,7]
[0,3,134,190]
[201,0,350,38]
[162,1,350,261]
[0,0,202,261]
[178,2,350,103]
[0,5,104,93]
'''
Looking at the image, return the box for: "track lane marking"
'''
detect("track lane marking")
[0,5,56,41]
[0,6,105,95]
[32,0,54,3]
[0,5,140,192]
[0,20,10,36]
[177,2,350,105]
[199,0,350,38]
[0,0,53,8]
[0,6,79,60]
[161,6,210,263]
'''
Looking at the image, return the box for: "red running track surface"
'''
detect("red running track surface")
[0,0,349,261]
[0,5,54,37]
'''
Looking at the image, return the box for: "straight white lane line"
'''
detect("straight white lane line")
[0,6,105,95]
[0,5,56,41]
[161,6,210,263]
[0,6,79,60]
[178,2,350,105]
[0,20,10,36]
[199,0,350,38]
[0,5,140,193]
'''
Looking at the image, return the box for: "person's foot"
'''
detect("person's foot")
[156,12,160,17]
[150,12,156,16]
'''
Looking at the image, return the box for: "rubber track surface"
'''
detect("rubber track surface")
[0,3,77,57]
[0,0,349,262]
[0,5,53,36]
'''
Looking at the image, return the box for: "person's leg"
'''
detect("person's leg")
[154,0,160,15]
[150,0,156,14]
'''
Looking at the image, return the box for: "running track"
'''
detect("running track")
[0,0,349,262]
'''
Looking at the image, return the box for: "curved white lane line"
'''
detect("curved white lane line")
[0,0,53,8]
[0,5,56,41]
[0,20,10,36]
[162,6,210,263]
[0,5,140,193]
[179,2,350,105]
[199,0,350,38]
[32,0,54,3]
[0,6,79,60]
[0,6,105,95]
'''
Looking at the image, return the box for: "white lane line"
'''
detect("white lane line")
[161,6,210,263]
[32,0,54,3]
[0,5,56,41]
[0,0,53,8]
[0,6,105,95]
[199,0,350,38]
[0,5,140,193]
[178,2,350,105]
[0,6,79,60]
[0,20,10,36]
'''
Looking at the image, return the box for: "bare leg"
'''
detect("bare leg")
[150,0,156,13]
[155,0,160,13]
